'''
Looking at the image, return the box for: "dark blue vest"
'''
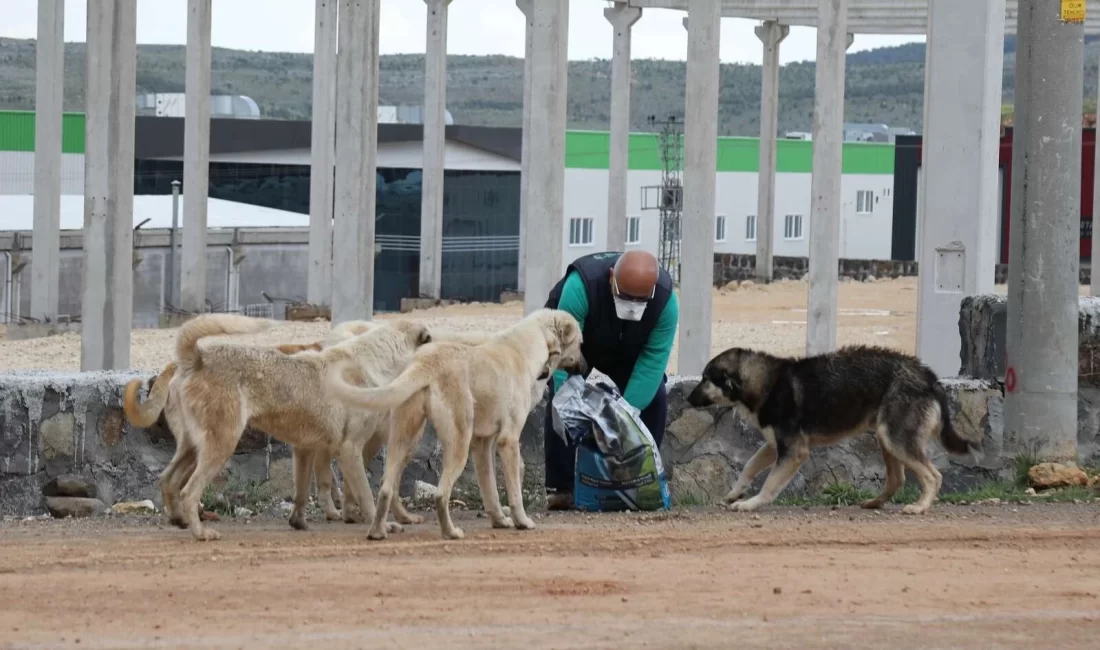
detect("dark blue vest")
[545,252,673,387]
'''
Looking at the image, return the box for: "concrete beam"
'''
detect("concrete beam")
[180,0,212,313]
[522,0,569,316]
[419,0,452,300]
[1093,49,1100,298]
[604,3,642,252]
[516,0,533,294]
[307,0,337,307]
[618,0,1100,34]
[331,0,381,324]
[81,0,137,370]
[30,0,64,323]
[915,0,1004,378]
[1003,0,1084,462]
[678,0,721,375]
[753,20,787,284]
[805,0,848,357]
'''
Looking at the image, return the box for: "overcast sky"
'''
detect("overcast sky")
[2,0,923,65]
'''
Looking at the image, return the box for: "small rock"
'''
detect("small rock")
[450,500,468,509]
[773,587,782,595]
[278,501,295,515]
[42,475,98,499]
[413,480,436,503]
[1024,487,1037,496]
[45,497,107,519]
[234,507,254,518]
[201,511,220,522]
[1028,462,1089,490]
[109,500,157,516]
[739,280,756,290]
[722,281,739,292]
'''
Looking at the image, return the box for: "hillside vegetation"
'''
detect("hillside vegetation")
[0,35,1097,136]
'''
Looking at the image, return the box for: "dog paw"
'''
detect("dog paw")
[901,504,929,515]
[386,522,404,534]
[490,516,514,529]
[288,515,309,531]
[366,528,388,541]
[324,510,343,521]
[514,516,536,531]
[443,527,465,540]
[722,490,746,505]
[194,527,222,542]
[860,499,885,510]
[727,498,763,512]
[169,516,189,529]
[397,514,425,525]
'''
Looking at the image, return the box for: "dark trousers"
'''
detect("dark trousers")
[544,375,668,493]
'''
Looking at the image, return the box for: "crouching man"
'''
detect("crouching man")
[542,250,679,510]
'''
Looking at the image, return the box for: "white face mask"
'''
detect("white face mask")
[614,297,647,321]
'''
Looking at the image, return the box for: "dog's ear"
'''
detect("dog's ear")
[552,312,580,344]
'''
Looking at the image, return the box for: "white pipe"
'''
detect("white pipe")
[225,246,235,312]
[2,252,11,323]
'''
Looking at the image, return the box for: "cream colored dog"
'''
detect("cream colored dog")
[324,308,586,541]
[123,319,395,529]
[162,313,437,541]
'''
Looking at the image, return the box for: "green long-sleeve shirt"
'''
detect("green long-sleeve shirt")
[551,270,679,411]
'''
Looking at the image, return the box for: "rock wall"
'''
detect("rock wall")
[0,369,1014,516]
[712,254,1092,286]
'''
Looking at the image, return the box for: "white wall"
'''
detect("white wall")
[561,168,897,274]
[0,152,84,195]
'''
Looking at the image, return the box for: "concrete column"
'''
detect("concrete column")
[753,21,788,284]
[307,0,337,307]
[516,0,533,293]
[678,0,721,376]
[418,0,452,300]
[30,0,64,323]
[916,0,1005,378]
[1003,0,1084,462]
[1092,50,1100,296]
[604,3,642,252]
[804,0,849,357]
[180,0,212,314]
[81,0,137,371]
[331,0,381,324]
[522,0,569,315]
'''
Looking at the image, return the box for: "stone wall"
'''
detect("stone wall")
[712,253,1091,286]
[0,369,1019,517]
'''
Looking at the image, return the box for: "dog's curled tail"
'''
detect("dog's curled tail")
[123,361,177,428]
[176,313,275,372]
[933,384,981,456]
[325,359,430,412]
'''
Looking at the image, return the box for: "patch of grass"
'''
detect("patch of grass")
[672,489,710,508]
[201,472,277,516]
[936,481,1021,505]
[820,482,877,506]
[1011,453,1041,488]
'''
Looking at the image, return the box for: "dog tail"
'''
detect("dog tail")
[123,361,177,428]
[175,313,275,372]
[933,383,980,456]
[324,358,431,412]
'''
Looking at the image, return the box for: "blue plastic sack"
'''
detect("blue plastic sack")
[551,375,671,512]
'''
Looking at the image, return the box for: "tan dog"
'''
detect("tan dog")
[122,320,388,529]
[160,313,436,541]
[324,308,586,541]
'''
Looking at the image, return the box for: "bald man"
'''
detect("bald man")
[542,250,679,510]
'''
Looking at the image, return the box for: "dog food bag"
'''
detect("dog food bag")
[551,375,672,512]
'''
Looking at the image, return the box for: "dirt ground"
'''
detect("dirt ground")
[2,504,1100,649]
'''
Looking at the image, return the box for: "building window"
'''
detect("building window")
[856,190,874,214]
[715,215,727,242]
[569,217,594,246]
[626,216,641,245]
[745,215,757,242]
[783,214,804,240]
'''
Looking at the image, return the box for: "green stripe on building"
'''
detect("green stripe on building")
[0,110,87,154]
[0,110,894,174]
[563,130,894,174]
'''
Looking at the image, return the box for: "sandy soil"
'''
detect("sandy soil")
[0,277,928,373]
[1,504,1099,649]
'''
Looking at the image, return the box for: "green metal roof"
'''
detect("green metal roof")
[0,110,895,174]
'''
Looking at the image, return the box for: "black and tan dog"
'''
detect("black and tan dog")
[686,344,981,515]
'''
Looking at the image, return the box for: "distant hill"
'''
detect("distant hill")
[0,35,1097,136]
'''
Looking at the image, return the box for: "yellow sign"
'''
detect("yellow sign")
[1061,0,1086,23]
